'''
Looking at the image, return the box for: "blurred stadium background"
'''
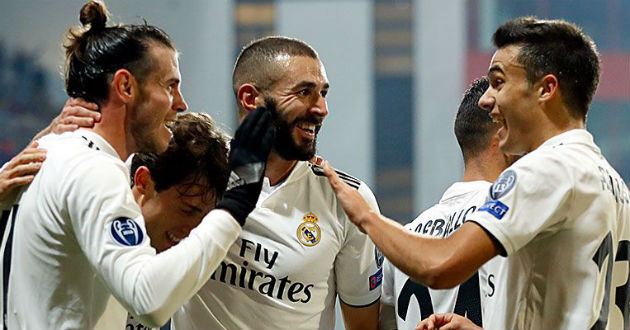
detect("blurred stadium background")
[0,0,627,328]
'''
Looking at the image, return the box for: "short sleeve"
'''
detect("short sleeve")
[334,182,382,306]
[467,153,574,255]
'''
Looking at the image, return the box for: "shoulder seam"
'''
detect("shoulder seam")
[309,164,360,190]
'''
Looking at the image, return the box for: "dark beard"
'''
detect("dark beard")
[265,97,317,161]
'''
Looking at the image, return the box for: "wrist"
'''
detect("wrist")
[359,210,380,234]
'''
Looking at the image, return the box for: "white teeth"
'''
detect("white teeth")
[298,123,316,132]
[167,231,182,243]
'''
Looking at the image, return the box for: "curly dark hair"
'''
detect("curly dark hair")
[131,112,230,202]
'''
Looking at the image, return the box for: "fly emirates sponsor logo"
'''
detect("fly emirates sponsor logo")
[210,238,315,303]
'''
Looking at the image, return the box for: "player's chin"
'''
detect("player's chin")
[154,127,173,152]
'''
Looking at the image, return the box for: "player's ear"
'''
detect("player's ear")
[538,74,558,102]
[237,84,262,112]
[111,69,136,104]
[133,166,156,205]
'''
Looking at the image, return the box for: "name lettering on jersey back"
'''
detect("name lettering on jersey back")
[210,238,314,303]
[599,166,630,204]
[411,206,477,238]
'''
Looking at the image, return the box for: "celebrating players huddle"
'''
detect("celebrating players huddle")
[0,1,627,330]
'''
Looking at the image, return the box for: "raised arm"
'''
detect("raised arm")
[0,141,46,207]
[31,98,100,142]
[322,161,500,289]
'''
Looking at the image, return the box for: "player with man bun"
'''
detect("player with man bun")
[2,2,274,329]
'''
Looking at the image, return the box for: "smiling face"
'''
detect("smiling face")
[263,55,329,160]
[478,45,543,156]
[129,44,188,154]
[136,173,215,253]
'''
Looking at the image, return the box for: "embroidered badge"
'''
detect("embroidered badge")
[369,268,383,290]
[297,212,321,247]
[110,217,144,246]
[479,200,510,220]
[490,169,517,200]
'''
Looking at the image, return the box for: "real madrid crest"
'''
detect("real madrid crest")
[297,212,321,247]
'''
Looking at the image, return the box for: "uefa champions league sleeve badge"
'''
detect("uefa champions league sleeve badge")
[110,217,145,246]
[297,212,321,247]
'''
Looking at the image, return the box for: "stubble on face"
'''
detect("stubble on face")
[264,97,321,161]
[130,86,169,154]
[128,46,181,155]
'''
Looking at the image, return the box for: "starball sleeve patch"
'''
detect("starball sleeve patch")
[490,169,517,200]
[110,217,145,246]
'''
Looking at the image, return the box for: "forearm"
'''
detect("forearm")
[110,209,240,327]
[341,300,380,330]
[379,302,397,330]
[361,214,489,289]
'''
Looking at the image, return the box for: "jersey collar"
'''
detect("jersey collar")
[77,128,120,159]
[440,181,490,203]
[539,129,599,152]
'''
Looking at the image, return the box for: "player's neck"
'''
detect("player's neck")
[527,103,586,153]
[463,154,506,183]
[265,152,298,186]
[86,103,130,160]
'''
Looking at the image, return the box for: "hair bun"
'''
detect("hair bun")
[79,1,109,32]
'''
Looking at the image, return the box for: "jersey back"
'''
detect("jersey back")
[381,181,502,330]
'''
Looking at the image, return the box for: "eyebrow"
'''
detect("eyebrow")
[488,65,504,76]
[181,200,203,213]
[293,81,330,90]
[166,77,181,85]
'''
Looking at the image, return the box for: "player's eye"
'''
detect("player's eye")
[490,78,504,89]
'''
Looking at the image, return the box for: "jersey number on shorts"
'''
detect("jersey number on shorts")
[591,232,630,330]
[397,272,482,326]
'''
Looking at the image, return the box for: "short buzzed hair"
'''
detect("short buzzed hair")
[454,77,497,163]
[232,36,319,96]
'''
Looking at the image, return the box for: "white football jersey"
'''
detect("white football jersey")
[380,181,502,330]
[5,130,242,330]
[468,129,630,330]
[0,164,23,330]
[172,161,382,330]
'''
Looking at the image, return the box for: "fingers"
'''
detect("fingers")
[6,147,46,171]
[237,106,266,141]
[417,314,480,330]
[416,315,435,330]
[0,160,42,196]
[249,108,273,150]
[0,175,36,192]
[65,97,99,112]
[259,122,276,156]
[55,98,101,132]
[52,124,80,134]
[9,153,46,166]
[309,155,324,166]
[322,161,345,193]
[6,163,42,178]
